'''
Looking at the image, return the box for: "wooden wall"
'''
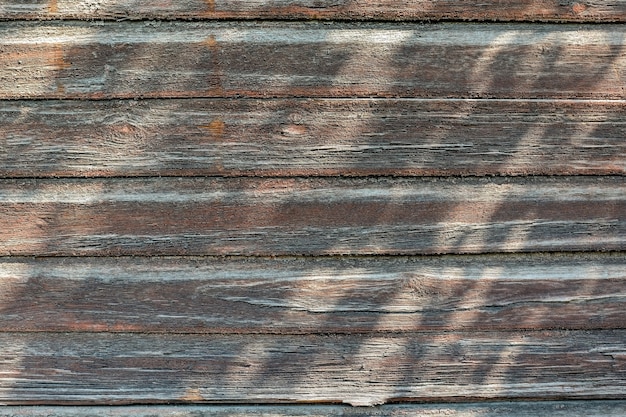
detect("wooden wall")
[0,0,625,415]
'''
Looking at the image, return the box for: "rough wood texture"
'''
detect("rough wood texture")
[1,176,623,256]
[1,0,624,411]
[2,0,626,22]
[1,22,625,99]
[0,253,623,333]
[1,331,625,405]
[3,402,626,417]
[1,99,624,177]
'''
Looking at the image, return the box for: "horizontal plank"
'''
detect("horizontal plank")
[1,22,625,99]
[0,330,624,405]
[2,0,626,22]
[0,177,623,256]
[1,99,624,177]
[3,402,626,417]
[0,253,624,333]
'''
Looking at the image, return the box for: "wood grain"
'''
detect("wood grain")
[1,22,625,99]
[0,253,623,333]
[1,0,623,412]
[1,330,625,405]
[1,99,624,177]
[2,0,626,22]
[2,402,626,417]
[1,176,623,256]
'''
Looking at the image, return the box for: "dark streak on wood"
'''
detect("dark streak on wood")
[0,22,624,99]
[0,253,623,333]
[0,99,624,178]
[2,0,626,22]
[0,331,625,405]
[0,176,623,256]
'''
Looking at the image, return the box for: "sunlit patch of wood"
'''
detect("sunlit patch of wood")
[48,0,58,14]
[181,387,205,402]
[572,2,588,14]
[281,124,307,135]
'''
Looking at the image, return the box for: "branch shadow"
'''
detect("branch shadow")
[0,13,625,408]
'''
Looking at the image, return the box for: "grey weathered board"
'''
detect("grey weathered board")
[3,402,626,417]
[1,0,625,411]
[0,22,625,99]
[2,0,626,22]
[0,253,623,333]
[1,176,623,256]
[1,331,625,406]
[1,99,624,177]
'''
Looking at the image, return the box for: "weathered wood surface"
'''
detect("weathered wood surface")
[1,22,625,99]
[2,99,624,177]
[0,253,623,333]
[2,0,626,22]
[1,330,625,405]
[3,402,626,417]
[1,176,623,256]
[1,0,624,411]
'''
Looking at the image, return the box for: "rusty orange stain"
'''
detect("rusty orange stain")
[114,124,132,134]
[199,119,226,137]
[51,45,72,70]
[282,124,308,135]
[572,2,587,13]
[205,0,216,13]
[48,0,58,14]
[49,45,70,95]
[181,387,204,402]
[204,35,225,95]
[2,51,28,61]
[205,35,218,49]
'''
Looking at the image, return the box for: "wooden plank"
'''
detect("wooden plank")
[1,99,624,178]
[0,253,623,333]
[3,402,626,417]
[0,330,624,405]
[0,176,623,256]
[0,22,625,99]
[2,0,626,22]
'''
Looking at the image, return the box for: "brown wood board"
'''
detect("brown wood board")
[2,402,626,417]
[0,330,625,405]
[2,0,626,22]
[1,99,624,178]
[1,22,625,99]
[0,253,623,333]
[1,0,624,411]
[1,176,623,256]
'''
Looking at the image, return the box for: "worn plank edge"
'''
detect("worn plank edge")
[1,330,625,405]
[0,252,624,333]
[1,401,626,416]
[1,21,624,100]
[2,0,626,22]
[2,176,623,256]
[1,98,625,177]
